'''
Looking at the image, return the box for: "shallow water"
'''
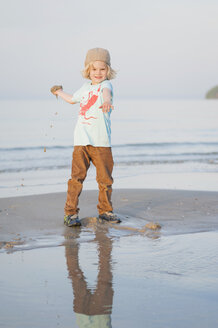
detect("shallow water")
[1,229,218,328]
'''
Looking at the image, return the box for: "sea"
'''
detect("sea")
[0,99,218,197]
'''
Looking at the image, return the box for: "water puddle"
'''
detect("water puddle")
[1,229,218,327]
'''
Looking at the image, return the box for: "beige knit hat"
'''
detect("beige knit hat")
[85,48,111,67]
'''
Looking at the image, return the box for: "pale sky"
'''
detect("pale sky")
[1,0,218,99]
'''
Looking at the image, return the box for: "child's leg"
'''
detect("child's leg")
[90,146,114,215]
[64,146,90,215]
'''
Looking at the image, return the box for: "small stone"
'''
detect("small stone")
[4,243,14,249]
[145,222,161,230]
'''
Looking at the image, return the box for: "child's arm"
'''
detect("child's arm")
[51,86,75,104]
[56,89,76,104]
[99,88,114,113]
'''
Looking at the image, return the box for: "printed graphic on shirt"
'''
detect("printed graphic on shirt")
[79,86,101,124]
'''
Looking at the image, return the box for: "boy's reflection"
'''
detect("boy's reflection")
[65,228,113,328]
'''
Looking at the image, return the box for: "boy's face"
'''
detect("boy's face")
[89,61,108,85]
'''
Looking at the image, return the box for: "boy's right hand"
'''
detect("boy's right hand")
[50,86,75,104]
[50,85,63,96]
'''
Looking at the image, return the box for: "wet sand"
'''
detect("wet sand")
[0,188,218,249]
[1,189,218,327]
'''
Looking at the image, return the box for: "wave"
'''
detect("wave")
[0,145,73,152]
[1,141,218,152]
[1,158,218,174]
[0,165,69,174]
[1,141,218,174]
[113,141,218,148]
[115,152,218,158]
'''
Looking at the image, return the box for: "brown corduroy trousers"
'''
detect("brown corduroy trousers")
[64,145,114,216]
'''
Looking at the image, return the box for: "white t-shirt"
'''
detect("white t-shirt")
[76,313,112,328]
[72,80,113,147]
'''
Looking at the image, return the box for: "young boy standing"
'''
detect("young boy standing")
[51,48,121,226]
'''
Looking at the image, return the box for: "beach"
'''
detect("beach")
[2,1,218,325]
[1,189,218,245]
[1,189,218,327]
[1,99,218,326]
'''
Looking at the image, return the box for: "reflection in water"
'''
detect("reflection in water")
[65,228,113,328]
[1,229,218,327]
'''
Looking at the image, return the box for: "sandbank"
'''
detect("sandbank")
[0,189,218,251]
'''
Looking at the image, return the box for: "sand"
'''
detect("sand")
[1,189,218,327]
[0,188,218,250]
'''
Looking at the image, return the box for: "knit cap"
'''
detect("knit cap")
[85,48,111,67]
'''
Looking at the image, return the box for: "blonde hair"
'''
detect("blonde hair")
[82,61,117,80]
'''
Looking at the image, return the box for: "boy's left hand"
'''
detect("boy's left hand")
[99,102,114,113]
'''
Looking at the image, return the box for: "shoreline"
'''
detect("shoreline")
[1,171,218,199]
[1,188,218,252]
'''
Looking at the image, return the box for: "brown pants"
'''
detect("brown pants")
[64,145,114,215]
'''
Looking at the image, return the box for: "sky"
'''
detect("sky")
[1,0,218,99]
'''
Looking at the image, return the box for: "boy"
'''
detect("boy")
[51,48,121,226]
